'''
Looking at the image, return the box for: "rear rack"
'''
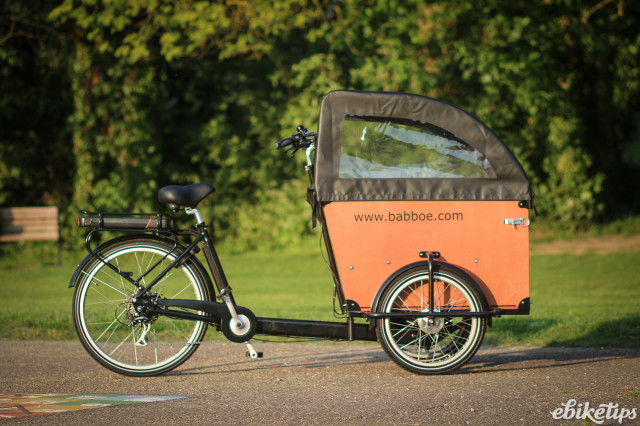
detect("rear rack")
[77,210,173,231]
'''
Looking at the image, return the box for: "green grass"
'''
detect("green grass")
[621,391,640,398]
[484,251,640,347]
[1,246,639,347]
[0,264,76,339]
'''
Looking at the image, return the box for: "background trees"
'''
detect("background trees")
[1,0,638,250]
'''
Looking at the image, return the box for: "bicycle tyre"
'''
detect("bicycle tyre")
[73,237,211,376]
[376,264,486,374]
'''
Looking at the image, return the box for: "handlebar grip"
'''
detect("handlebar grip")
[275,137,296,149]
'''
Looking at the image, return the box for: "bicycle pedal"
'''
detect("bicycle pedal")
[246,351,264,358]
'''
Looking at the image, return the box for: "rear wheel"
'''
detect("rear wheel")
[376,264,486,374]
[73,238,211,376]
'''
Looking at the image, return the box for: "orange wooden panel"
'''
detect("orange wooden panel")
[323,201,529,311]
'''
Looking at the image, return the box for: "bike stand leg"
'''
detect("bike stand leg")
[245,340,263,359]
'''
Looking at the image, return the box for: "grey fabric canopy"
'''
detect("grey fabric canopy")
[314,90,533,202]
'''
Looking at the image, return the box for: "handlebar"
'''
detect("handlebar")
[275,125,316,156]
[275,136,298,149]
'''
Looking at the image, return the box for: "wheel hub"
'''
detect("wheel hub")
[123,294,157,325]
[417,316,445,334]
[228,314,252,336]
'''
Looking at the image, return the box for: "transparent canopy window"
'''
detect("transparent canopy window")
[339,116,496,179]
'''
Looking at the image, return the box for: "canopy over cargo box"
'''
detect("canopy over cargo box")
[314,90,533,203]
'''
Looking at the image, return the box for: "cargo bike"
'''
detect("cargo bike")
[69,90,534,376]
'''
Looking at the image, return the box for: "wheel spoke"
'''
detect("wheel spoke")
[448,289,465,311]
[80,270,131,298]
[93,307,128,342]
[165,318,199,341]
[108,328,135,358]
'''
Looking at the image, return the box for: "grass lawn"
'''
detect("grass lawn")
[485,250,640,347]
[1,244,639,347]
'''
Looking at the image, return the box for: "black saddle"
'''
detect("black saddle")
[158,183,215,210]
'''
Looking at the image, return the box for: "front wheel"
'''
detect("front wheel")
[376,264,486,374]
[72,238,211,376]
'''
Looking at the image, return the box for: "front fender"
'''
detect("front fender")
[370,261,489,313]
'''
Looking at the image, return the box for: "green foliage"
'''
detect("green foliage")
[1,0,639,249]
[223,177,314,252]
[0,0,74,208]
[538,117,604,228]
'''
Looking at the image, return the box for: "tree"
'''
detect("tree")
[0,1,73,209]
[2,0,638,252]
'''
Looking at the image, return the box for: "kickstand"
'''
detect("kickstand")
[245,340,263,359]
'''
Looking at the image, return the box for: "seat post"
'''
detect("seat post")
[185,207,204,225]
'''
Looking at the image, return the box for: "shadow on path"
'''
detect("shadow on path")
[464,345,640,374]
[171,341,640,377]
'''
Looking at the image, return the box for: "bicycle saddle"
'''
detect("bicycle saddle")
[158,183,215,210]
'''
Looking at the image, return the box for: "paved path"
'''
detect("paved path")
[1,341,639,425]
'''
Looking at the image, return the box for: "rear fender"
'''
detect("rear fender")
[68,234,215,299]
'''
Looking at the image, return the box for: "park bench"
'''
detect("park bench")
[0,206,61,264]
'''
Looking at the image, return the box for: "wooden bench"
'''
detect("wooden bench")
[0,206,60,264]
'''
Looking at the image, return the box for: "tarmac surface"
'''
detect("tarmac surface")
[1,340,639,425]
